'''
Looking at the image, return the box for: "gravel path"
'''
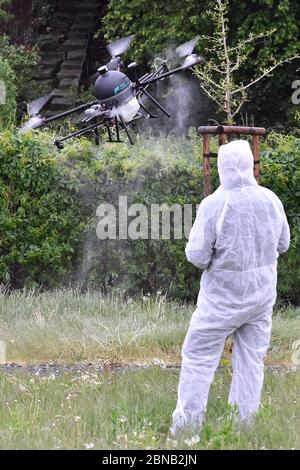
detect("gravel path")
[0,362,299,377]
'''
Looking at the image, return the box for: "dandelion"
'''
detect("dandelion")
[184,438,192,446]
[119,415,128,423]
[184,435,200,446]
[74,416,81,422]
[191,435,200,445]
[84,443,95,450]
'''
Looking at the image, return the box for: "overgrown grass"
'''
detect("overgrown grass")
[0,288,299,365]
[0,289,299,450]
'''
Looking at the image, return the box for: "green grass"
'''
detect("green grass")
[0,367,299,450]
[0,288,299,449]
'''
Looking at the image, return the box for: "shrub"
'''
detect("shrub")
[0,130,91,287]
[0,129,299,304]
[0,35,40,102]
[260,132,300,304]
[0,56,16,128]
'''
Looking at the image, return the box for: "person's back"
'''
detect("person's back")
[171,140,290,437]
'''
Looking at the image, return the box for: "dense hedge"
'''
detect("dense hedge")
[0,129,299,304]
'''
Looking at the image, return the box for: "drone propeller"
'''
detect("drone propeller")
[21,115,45,131]
[28,92,53,117]
[181,53,205,69]
[175,38,198,58]
[21,91,54,131]
[175,38,205,69]
[88,35,135,84]
[107,34,135,58]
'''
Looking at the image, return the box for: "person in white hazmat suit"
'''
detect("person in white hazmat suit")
[171,139,290,435]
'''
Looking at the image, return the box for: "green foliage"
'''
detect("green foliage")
[101,0,210,65]
[230,0,300,126]
[0,56,16,129]
[261,132,300,303]
[101,0,300,126]
[0,130,91,287]
[0,0,12,24]
[0,130,299,304]
[0,35,40,101]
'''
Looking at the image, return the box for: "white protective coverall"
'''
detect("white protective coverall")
[171,139,290,435]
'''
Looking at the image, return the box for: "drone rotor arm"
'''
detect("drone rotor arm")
[54,120,106,148]
[43,101,99,126]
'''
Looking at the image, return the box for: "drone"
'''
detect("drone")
[21,35,204,148]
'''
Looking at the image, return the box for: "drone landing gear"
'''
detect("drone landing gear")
[106,116,134,145]
[137,94,157,119]
[94,127,100,146]
[139,89,171,118]
[106,122,122,143]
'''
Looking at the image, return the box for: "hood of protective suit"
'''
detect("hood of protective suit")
[217,140,258,190]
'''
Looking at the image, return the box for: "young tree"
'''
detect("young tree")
[194,0,300,124]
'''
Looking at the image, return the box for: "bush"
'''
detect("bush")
[0,129,299,304]
[260,132,300,304]
[0,56,16,128]
[0,130,91,287]
[0,35,40,102]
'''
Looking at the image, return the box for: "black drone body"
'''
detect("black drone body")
[21,35,204,148]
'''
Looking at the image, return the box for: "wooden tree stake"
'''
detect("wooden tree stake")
[198,125,266,197]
